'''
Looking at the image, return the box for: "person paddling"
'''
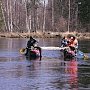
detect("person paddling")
[25,36,38,55]
[25,36,42,59]
[68,36,78,54]
[61,35,78,58]
[28,36,37,49]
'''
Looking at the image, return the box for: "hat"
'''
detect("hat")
[30,36,33,39]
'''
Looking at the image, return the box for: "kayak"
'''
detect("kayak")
[20,47,41,60]
[26,48,40,57]
[60,48,85,60]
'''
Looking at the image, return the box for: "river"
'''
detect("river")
[0,38,90,90]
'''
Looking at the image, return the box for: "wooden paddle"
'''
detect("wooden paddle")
[20,48,26,54]
[83,54,89,60]
[78,50,89,60]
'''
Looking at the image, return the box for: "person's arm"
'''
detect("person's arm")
[33,38,37,43]
[74,40,78,49]
[27,40,31,48]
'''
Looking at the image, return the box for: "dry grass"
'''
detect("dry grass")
[0,32,90,39]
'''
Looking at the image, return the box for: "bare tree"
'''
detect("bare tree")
[25,0,30,33]
[42,0,46,32]
[10,0,13,32]
[0,0,83,33]
[0,0,6,31]
[68,0,70,32]
[52,0,54,31]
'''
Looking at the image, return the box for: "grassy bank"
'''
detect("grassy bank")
[0,32,90,40]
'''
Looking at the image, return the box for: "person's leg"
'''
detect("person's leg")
[25,48,28,55]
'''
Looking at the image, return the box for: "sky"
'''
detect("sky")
[40,0,48,5]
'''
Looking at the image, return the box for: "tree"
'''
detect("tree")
[0,0,5,32]
[0,0,90,33]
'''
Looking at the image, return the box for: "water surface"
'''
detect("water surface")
[0,38,90,90]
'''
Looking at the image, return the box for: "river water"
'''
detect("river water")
[0,38,90,90]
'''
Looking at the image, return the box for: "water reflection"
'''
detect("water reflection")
[59,58,78,90]
[79,40,90,53]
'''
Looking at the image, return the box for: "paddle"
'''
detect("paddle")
[77,50,89,60]
[19,48,26,54]
[83,54,89,60]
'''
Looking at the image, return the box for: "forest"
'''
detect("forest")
[0,0,90,34]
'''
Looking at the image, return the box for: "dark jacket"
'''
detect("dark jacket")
[61,37,68,47]
[27,37,37,48]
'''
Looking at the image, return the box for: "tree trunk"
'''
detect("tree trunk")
[25,0,30,33]
[10,0,13,32]
[68,0,70,32]
[7,0,10,32]
[0,0,7,31]
[52,0,54,31]
[43,0,46,32]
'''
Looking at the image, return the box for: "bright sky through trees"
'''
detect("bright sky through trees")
[40,0,48,5]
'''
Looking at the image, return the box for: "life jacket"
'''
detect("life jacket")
[68,39,78,48]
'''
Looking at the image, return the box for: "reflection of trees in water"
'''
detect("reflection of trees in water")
[78,64,90,88]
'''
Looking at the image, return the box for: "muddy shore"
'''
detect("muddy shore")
[0,32,90,40]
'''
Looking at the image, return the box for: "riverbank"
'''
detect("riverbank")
[0,32,90,40]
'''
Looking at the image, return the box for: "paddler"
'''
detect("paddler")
[68,35,78,54]
[25,36,42,59]
[61,36,68,47]
[25,36,38,55]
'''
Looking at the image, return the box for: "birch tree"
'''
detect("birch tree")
[1,0,89,33]
[52,0,54,31]
[10,0,13,32]
[0,0,6,31]
[25,0,30,33]
[68,0,70,32]
[42,0,46,32]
